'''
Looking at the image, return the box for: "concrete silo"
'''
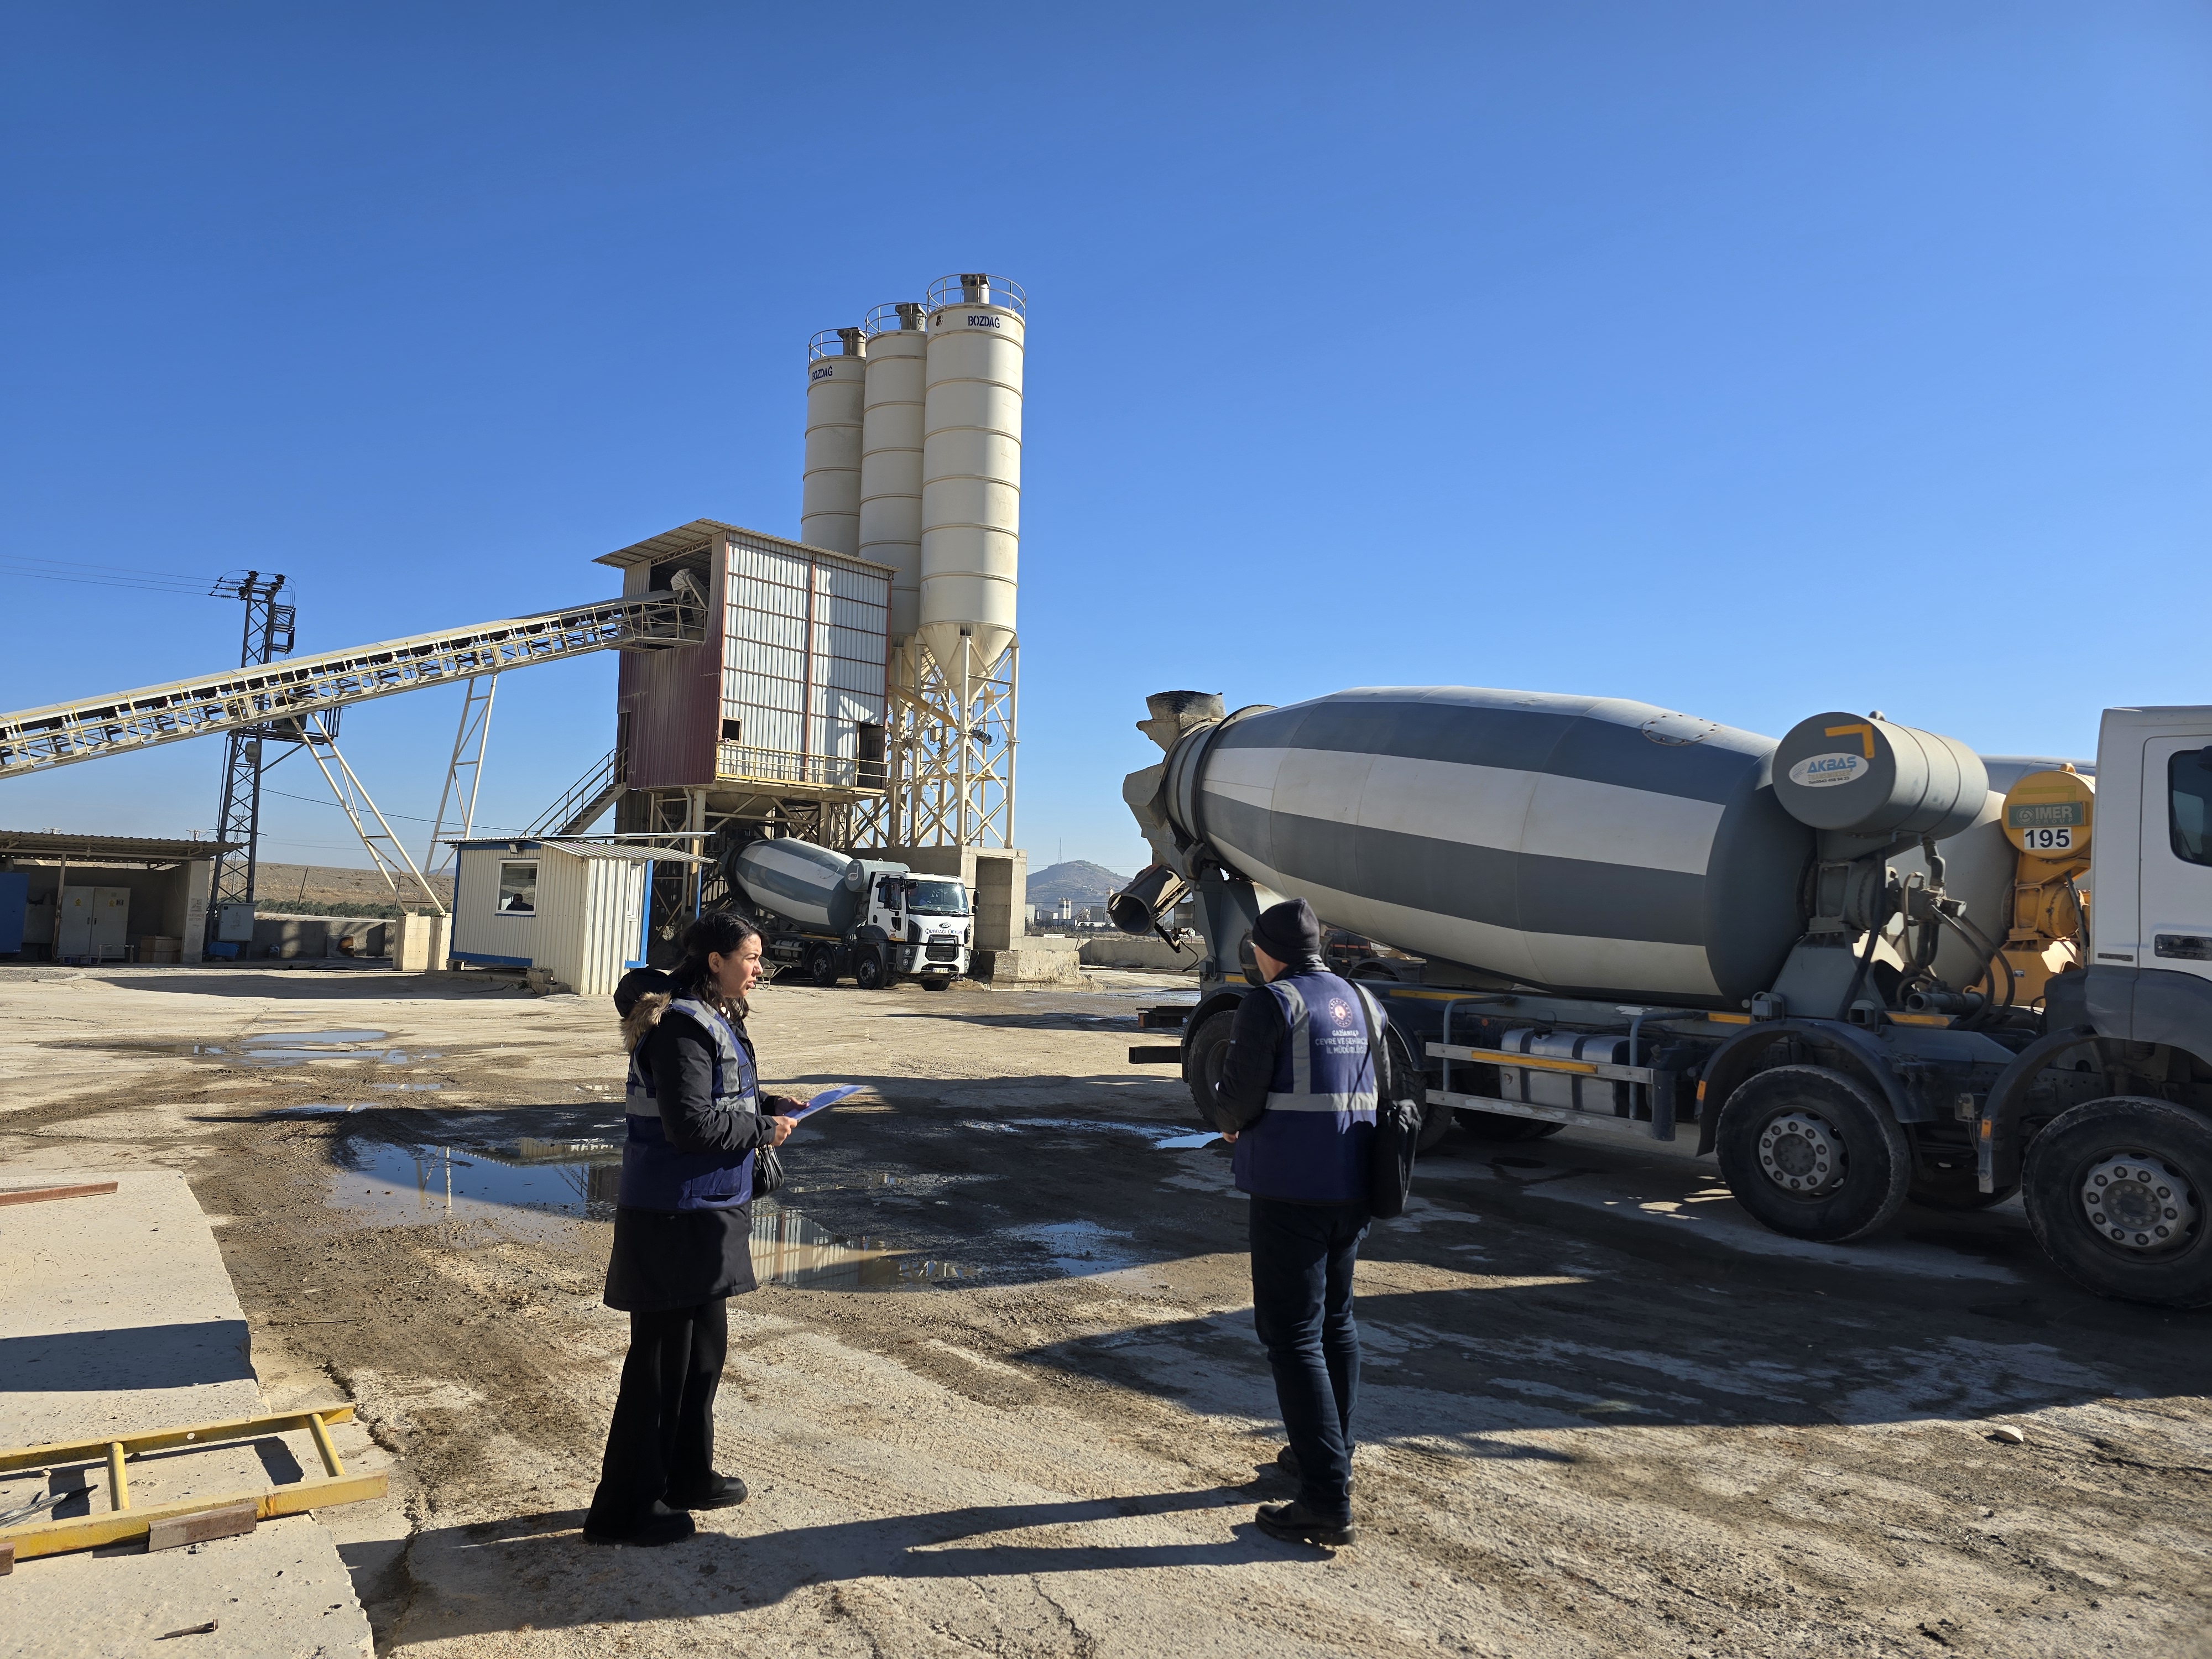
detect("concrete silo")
[858,302,928,652]
[801,327,867,557]
[920,273,1024,682]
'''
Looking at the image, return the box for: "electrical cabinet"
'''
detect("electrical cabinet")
[58,885,130,961]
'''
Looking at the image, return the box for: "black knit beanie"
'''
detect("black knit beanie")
[1250,898,1322,965]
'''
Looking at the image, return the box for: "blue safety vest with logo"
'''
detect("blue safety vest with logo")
[1230,969,1382,1204]
[617,993,758,1211]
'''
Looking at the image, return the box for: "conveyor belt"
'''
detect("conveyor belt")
[0,592,700,779]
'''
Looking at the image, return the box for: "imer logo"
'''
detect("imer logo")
[1788,752,1867,789]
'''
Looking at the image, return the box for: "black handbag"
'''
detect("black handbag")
[1355,989,1421,1219]
[753,1134,785,1197]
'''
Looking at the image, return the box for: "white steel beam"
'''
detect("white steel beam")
[0,593,699,780]
[424,675,497,874]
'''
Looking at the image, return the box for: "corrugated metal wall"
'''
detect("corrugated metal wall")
[719,531,888,787]
[450,847,539,965]
[537,850,648,997]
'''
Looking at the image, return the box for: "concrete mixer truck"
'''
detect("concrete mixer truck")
[712,834,972,990]
[1114,687,2212,1308]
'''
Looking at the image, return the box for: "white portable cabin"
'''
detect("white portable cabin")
[447,839,703,996]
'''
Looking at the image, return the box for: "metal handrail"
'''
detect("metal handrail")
[862,300,928,336]
[806,326,868,362]
[0,593,702,779]
[925,273,1026,317]
[523,747,621,838]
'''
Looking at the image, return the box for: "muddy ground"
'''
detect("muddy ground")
[2,963,2208,1658]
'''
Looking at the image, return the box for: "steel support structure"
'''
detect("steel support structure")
[302,732,447,915]
[206,572,296,936]
[424,675,497,874]
[872,639,1015,849]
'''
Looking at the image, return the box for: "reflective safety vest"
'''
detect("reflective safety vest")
[1231,970,1381,1205]
[617,993,758,1211]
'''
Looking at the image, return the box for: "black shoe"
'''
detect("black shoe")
[1275,1445,1353,1494]
[1256,1500,1355,1547]
[666,1473,748,1511]
[583,1500,696,1547]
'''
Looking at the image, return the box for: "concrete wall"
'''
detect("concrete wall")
[1079,935,1202,971]
[248,915,393,959]
[397,912,451,973]
[862,846,1027,953]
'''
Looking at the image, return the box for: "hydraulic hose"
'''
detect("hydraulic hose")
[1934,904,2014,1029]
[1835,884,1892,1022]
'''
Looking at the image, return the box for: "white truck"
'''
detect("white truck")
[716,835,972,990]
[1115,688,2212,1307]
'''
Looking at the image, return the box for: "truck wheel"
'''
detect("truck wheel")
[854,951,889,990]
[921,975,952,992]
[2021,1097,2212,1308]
[1715,1065,1910,1243]
[1183,1010,1236,1129]
[807,946,839,988]
[1907,1127,2018,1211]
[1381,1027,1455,1152]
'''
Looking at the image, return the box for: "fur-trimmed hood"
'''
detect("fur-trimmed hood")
[620,989,672,1053]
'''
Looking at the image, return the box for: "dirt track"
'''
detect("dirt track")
[2,963,2208,1657]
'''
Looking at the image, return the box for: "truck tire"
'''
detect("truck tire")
[2021,1097,2212,1308]
[854,950,889,990]
[807,946,839,988]
[1183,1010,1237,1129]
[921,975,953,992]
[1907,1125,2018,1211]
[1452,1111,1566,1142]
[1715,1065,1911,1243]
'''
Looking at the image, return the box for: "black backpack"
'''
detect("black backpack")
[1352,987,1421,1219]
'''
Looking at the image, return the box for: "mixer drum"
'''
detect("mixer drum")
[733,838,865,934]
[1164,686,1814,1006]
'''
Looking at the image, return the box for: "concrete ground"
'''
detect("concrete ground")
[0,1166,375,1657]
[0,961,2207,1658]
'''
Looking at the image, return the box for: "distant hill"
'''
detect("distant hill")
[1027,860,1131,904]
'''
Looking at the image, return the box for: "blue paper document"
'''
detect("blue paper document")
[786,1085,862,1121]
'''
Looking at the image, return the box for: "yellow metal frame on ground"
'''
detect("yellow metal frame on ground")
[0,1406,387,1562]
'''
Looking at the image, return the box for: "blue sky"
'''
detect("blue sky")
[4,3,2206,878]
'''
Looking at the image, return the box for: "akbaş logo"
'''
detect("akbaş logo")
[1788,753,1866,789]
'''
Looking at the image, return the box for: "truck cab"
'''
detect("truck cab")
[873,869,973,990]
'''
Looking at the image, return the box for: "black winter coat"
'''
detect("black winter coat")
[602,990,798,1313]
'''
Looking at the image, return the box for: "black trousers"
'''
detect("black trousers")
[587,1298,728,1527]
[1249,1197,1369,1524]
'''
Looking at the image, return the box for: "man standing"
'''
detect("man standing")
[1212,896,1389,1547]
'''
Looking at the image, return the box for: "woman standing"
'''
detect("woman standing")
[584,912,799,1547]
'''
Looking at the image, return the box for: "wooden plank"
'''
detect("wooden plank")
[107,1442,127,1511]
[1427,1042,1658,1084]
[0,1182,118,1208]
[1,1538,13,1575]
[0,1472,387,1562]
[147,1501,258,1552]
[0,1405,357,1475]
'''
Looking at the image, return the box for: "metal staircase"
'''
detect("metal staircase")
[522,747,625,838]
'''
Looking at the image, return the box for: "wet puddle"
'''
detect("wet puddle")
[183,1030,443,1068]
[330,1139,965,1288]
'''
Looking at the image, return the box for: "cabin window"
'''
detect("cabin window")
[497,860,539,915]
[2172,749,2212,868]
